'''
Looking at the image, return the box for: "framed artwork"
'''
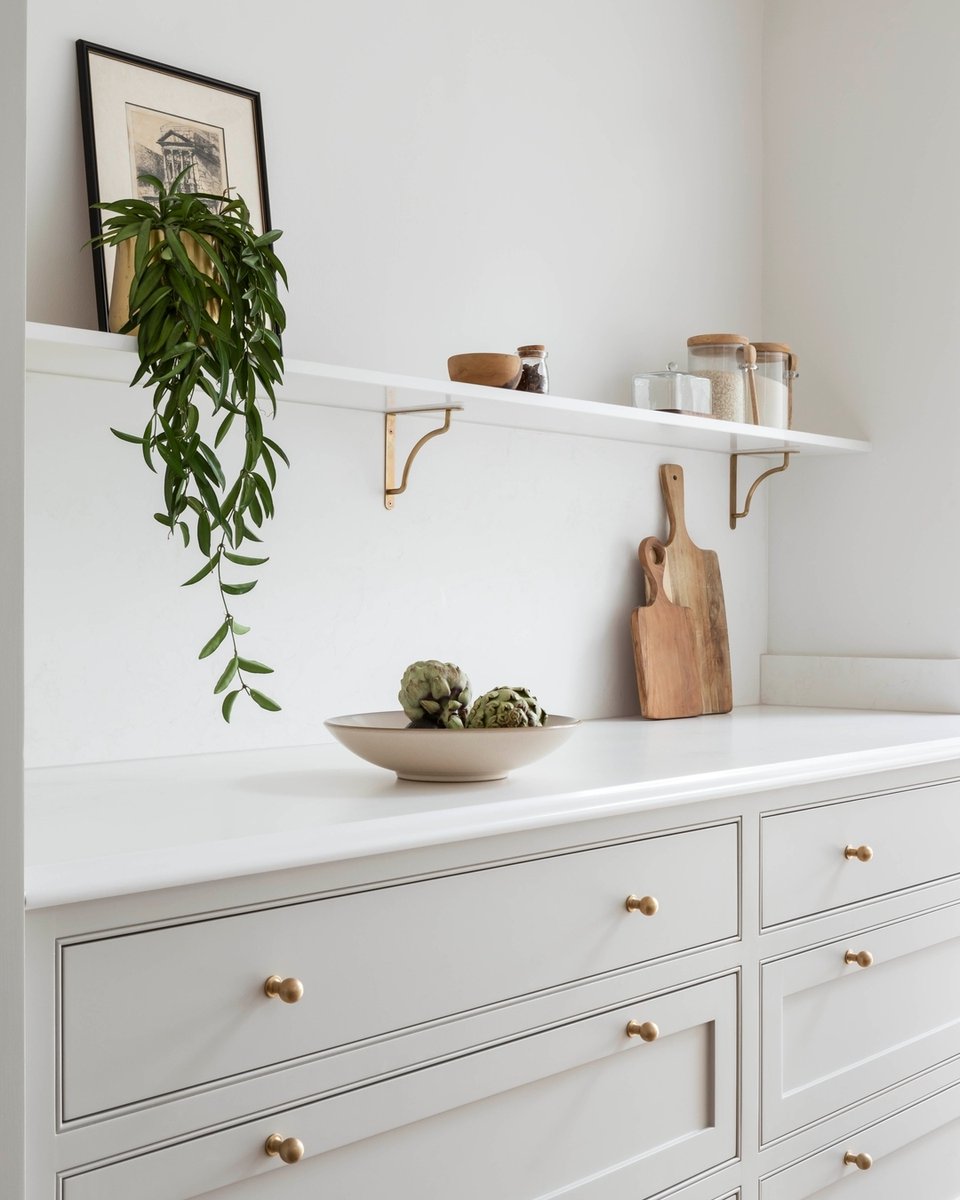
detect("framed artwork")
[77,40,272,332]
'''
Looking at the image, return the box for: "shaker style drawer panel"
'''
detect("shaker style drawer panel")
[761,901,960,1142]
[62,974,737,1200]
[61,822,738,1119]
[761,1077,960,1200]
[761,779,960,927]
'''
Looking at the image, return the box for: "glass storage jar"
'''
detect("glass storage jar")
[753,342,797,428]
[686,333,753,423]
[633,363,712,416]
[516,345,549,394]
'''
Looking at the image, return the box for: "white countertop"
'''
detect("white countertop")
[24,706,960,909]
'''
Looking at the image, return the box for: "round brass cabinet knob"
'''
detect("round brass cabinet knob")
[626,1020,660,1042]
[844,949,874,968]
[843,1151,873,1171]
[844,844,874,862]
[265,1134,305,1164]
[264,975,304,1004]
[625,895,659,916]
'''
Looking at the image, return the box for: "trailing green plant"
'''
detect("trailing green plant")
[90,169,289,721]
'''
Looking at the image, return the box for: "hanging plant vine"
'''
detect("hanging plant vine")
[91,170,289,721]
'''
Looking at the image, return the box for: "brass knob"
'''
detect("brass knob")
[264,975,304,1004]
[625,895,659,916]
[265,1134,304,1164]
[626,1020,659,1042]
[844,949,874,968]
[843,1151,873,1171]
[844,844,873,862]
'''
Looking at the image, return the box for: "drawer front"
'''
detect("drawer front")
[761,780,960,927]
[62,974,737,1200]
[761,1077,960,1200]
[61,822,738,1119]
[761,901,960,1142]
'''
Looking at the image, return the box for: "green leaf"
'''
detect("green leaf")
[238,658,274,674]
[221,688,241,723]
[231,621,251,636]
[154,512,172,528]
[178,521,190,548]
[221,579,257,595]
[196,511,211,557]
[263,436,290,468]
[111,427,145,445]
[248,688,281,712]
[252,473,274,518]
[199,621,230,660]
[260,444,277,489]
[181,552,220,586]
[214,410,235,448]
[223,551,269,566]
[214,656,239,694]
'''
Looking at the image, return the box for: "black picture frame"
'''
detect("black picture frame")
[76,40,272,332]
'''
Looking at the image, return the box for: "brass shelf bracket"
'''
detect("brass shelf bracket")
[729,450,794,529]
[384,393,463,509]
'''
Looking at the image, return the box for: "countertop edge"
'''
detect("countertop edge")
[25,734,960,911]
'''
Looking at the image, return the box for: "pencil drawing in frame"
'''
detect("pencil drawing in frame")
[77,40,271,332]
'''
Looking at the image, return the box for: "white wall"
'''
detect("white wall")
[764,0,960,661]
[1,0,26,1190]
[25,0,766,767]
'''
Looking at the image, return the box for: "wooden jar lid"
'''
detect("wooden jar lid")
[752,341,792,356]
[686,332,750,347]
[517,344,546,356]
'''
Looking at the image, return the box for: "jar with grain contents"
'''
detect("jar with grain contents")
[753,342,798,428]
[686,333,753,423]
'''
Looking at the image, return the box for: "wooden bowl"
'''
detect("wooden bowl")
[447,352,522,389]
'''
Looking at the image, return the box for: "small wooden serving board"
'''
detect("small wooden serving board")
[658,464,733,714]
[631,536,702,720]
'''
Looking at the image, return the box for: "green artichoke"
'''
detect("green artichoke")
[467,686,547,729]
[399,660,472,729]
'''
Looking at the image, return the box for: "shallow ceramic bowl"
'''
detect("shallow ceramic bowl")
[324,711,580,782]
[447,352,522,389]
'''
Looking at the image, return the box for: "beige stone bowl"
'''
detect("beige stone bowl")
[324,711,580,782]
[447,352,522,389]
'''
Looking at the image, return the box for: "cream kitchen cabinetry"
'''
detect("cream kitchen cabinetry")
[23,709,960,1199]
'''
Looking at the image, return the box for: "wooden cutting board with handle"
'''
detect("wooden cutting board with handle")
[658,464,733,714]
[631,536,702,720]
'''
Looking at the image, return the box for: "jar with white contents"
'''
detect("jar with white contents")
[686,333,756,423]
[752,342,798,428]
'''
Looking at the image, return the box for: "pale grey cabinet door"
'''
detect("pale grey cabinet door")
[761,1077,960,1200]
[760,780,960,927]
[761,900,960,1141]
[61,822,737,1119]
[63,974,737,1200]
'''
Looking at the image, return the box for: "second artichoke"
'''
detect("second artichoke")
[467,686,547,729]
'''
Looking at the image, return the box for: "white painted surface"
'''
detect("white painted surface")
[22,0,768,769]
[761,655,960,713]
[23,363,767,768]
[0,1,26,1196]
[28,1,763,403]
[763,1,960,664]
[26,323,869,457]
[24,707,960,908]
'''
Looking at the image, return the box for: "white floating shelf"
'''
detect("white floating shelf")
[26,322,870,458]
